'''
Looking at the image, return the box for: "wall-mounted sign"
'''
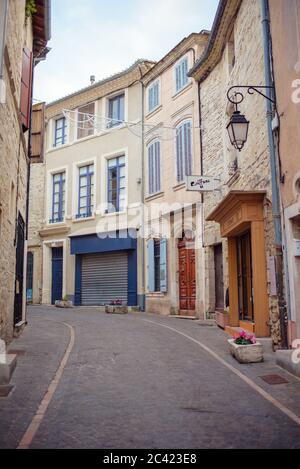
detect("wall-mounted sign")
[186,176,220,192]
[294,239,300,257]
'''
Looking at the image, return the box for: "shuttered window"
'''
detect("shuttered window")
[20,47,33,131]
[176,120,192,182]
[148,80,160,113]
[31,103,45,160]
[0,0,8,78]
[175,57,189,93]
[148,140,161,195]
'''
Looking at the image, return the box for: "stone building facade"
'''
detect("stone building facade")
[0,0,51,343]
[141,33,209,317]
[189,0,282,343]
[27,60,155,309]
[269,0,300,346]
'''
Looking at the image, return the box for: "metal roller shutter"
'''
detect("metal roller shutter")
[81,252,128,306]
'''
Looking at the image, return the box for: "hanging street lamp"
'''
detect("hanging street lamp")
[226,85,275,151]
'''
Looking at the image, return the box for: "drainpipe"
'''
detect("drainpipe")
[138,65,146,311]
[261,0,288,348]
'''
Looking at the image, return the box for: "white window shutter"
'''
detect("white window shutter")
[147,239,155,292]
[160,239,168,293]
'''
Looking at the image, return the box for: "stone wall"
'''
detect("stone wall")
[0,0,32,342]
[200,0,281,343]
[28,163,45,304]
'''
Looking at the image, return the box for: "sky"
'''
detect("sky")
[33,0,220,104]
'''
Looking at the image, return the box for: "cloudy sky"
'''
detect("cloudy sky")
[34,0,219,103]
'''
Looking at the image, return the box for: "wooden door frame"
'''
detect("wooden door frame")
[207,191,270,337]
[178,232,196,314]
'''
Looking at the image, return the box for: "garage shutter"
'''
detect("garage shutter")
[81,252,128,306]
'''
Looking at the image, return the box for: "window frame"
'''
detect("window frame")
[51,171,66,224]
[77,164,94,219]
[154,239,161,292]
[77,102,95,140]
[175,119,193,183]
[107,156,126,213]
[54,116,67,147]
[175,55,189,94]
[148,80,160,113]
[107,93,125,128]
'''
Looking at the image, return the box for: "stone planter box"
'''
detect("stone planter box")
[55,300,73,309]
[228,339,263,364]
[105,306,128,315]
[215,311,230,329]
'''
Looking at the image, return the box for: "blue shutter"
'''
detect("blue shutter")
[176,65,180,92]
[147,239,155,292]
[149,87,152,112]
[154,82,159,107]
[148,144,154,194]
[160,239,168,293]
[155,141,161,193]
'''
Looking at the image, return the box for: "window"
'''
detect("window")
[0,0,8,78]
[176,120,192,182]
[51,172,65,223]
[54,117,67,147]
[107,94,125,128]
[147,239,167,293]
[148,81,160,113]
[77,164,94,219]
[107,156,126,213]
[175,57,189,93]
[10,181,16,221]
[148,140,161,195]
[77,102,95,139]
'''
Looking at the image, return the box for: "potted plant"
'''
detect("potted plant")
[105,300,128,315]
[228,331,263,364]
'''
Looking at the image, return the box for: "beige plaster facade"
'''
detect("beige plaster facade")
[269,0,300,345]
[28,60,154,307]
[142,33,209,317]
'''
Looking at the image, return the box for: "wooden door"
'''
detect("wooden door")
[178,234,196,314]
[237,231,254,321]
[214,244,224,311]
[51,248,63,305]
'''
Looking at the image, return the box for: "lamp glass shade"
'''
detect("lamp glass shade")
[227,111,249,151]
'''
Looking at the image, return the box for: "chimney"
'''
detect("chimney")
[90,75,95,85]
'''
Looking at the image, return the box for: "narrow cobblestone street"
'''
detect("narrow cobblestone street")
[0,307,299,449]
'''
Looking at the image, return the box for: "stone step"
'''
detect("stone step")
[276,350,300,378]
[0,354,17,385]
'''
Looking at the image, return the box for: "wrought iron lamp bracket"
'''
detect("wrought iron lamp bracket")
[227,85,275,110]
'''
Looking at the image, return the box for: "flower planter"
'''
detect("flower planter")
[228,339,263,364]
[55,300,73,309]
[105,306,128,315]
